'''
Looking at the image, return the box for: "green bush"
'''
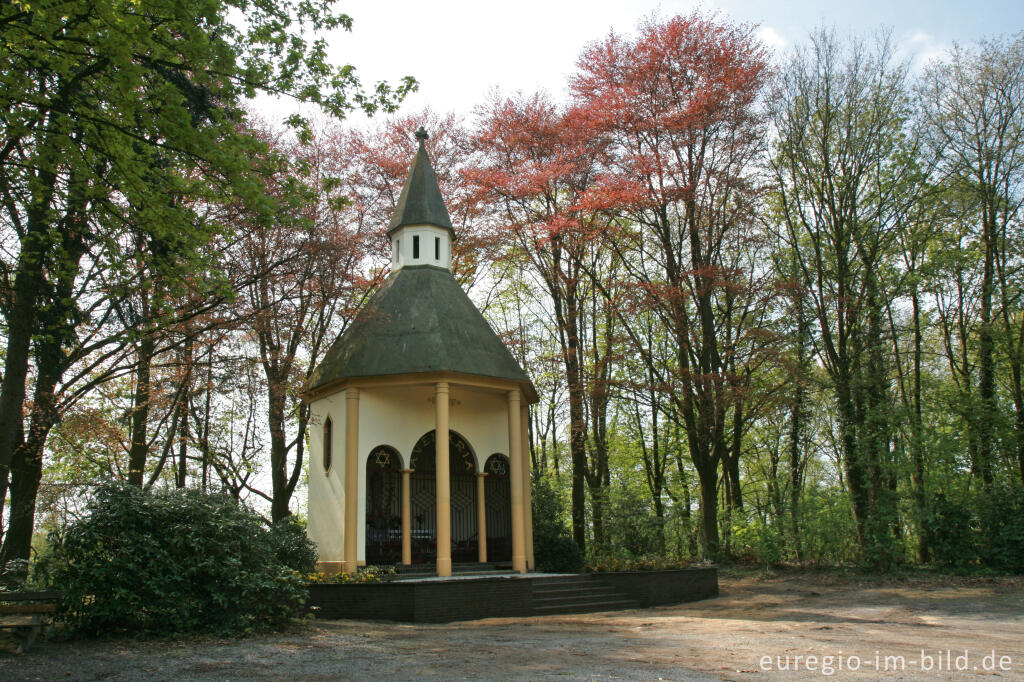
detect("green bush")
[924,492,976,569]
[531,477,584,573]
[44,482,315,636]
[267,518,319,574]
[976,483,1024,573]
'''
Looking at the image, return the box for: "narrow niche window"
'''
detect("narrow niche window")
[413,235,420,259]
[323,417,333,473]
[435,237,440,260]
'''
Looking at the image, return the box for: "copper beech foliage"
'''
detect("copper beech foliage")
[466,12,775,556]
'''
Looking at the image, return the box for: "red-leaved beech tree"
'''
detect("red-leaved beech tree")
[467,92,607,552]
[341,111,493,287]
[571,13,774,558]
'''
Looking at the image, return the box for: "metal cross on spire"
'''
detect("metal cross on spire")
[415,126,429,144]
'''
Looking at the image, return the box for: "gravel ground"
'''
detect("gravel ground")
[2,570,1022,681]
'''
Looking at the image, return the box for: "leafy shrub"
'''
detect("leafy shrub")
[44,482,313,636]
[531,477,584,573]
[599,485,667,557]
[975,483,1024,572]
[268,518,318,574]
[731,515,784,568]
[924,492,976,569]
[585,554,688,572]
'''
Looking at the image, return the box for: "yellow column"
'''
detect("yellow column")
[521,403,534,570]
[343,388,360,574]
[476,472,488,564]
[435,382,452,577]
[400,468,413,565]
[508,389,526,573]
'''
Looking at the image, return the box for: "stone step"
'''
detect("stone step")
[529,574,639,615]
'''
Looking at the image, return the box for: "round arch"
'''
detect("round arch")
[483,453,512,562]
[365,445,402,565]
[408,430,480,564]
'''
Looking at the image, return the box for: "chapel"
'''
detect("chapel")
[304,128,537,577]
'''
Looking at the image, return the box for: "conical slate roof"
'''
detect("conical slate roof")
[307,129,534,399]
[387,127,454,236]
[306,265,532,392]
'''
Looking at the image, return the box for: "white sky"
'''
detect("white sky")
[261,0,1024,125]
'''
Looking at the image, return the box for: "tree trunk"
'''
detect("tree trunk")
[0,323,64,563]
[127,329,155,487]
[268,370,291,522]
[910,287,929,562]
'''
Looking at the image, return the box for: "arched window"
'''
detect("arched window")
[323,417,333,473]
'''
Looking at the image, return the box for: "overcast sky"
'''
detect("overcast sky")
[260,0,1023,125]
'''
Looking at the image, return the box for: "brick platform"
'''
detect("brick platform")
[308,567,718,622]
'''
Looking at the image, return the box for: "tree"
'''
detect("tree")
[468,92,604,553]
[768,30,923,567]
[572,12,772,558]
[0,0,414,559]
[920,33,1024,487]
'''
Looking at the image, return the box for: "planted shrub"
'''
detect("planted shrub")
[531,477,583,573]
[46,482,315,636]
[268,518,319,574]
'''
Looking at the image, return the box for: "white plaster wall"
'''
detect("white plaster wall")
[448,385,511,465]
[308,381,514,564]
[307,391,347,563]
[392,224,452,271]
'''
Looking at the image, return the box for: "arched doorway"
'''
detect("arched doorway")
[484,453,512,562]
[365,445,401,564]
[409,430,478,564]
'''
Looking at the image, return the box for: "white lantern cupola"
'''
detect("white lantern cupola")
[387,127,455,272]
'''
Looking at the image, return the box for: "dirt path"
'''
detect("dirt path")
[3,571,1022,680]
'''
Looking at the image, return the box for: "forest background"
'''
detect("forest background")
[2,0,1024,576]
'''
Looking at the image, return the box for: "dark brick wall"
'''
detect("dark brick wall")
[591,567,719,607]
[309,577,532,622]
[307,568,717,622]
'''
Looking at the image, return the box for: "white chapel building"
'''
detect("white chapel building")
[304,128,537,577]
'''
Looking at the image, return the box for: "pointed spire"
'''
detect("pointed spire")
[387,128,454,235]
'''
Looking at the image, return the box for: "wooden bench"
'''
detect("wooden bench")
[0,591,60,653]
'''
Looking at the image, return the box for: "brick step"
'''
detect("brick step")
[529,574,639,615]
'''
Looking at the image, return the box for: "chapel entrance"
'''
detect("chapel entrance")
[365,445,402,564]
[483,453,513,562]
[408,429,478,564]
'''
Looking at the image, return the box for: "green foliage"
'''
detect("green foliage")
[731,517,784,568]
[598,483,667,558]
[267,518,319,574]
[42,482,313,636]
[924,492,976,569]
[975,484,1024,572]
[794,488,861,567]
[531,477,584,573]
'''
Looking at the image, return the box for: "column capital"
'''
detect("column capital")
[475,471,489,478]
[399,468,414,474]
[436,381,450,394]
[346,387,360,401]
[507,388,521,404]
